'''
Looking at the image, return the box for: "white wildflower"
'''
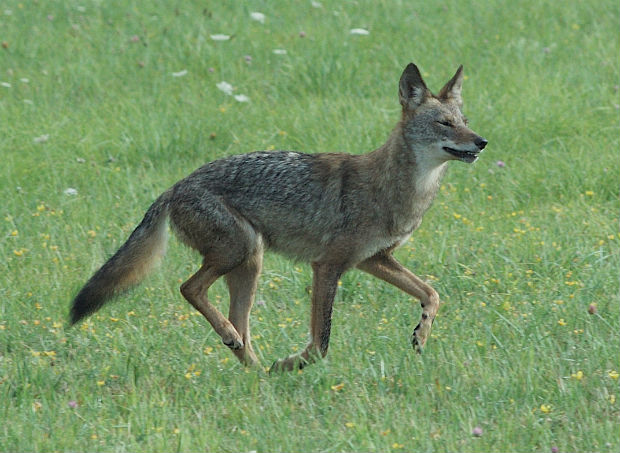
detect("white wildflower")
[20,78,29,83]
[172,69,188,77]
[272,49,287,55]
[350,28,370,35]
[64,188,78,196]
[234,94,250,103]
[1,82,11,88]
[210,34,230,41]
[311,1,322,8]
[250,12,265,23]
[216,81,234,95]
[33,134,50,144]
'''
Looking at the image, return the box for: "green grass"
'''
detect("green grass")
[1,0,619,451]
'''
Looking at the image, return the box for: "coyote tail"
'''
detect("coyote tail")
[69,192,171,325]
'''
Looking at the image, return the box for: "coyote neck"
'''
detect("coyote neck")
[367,123,447,234]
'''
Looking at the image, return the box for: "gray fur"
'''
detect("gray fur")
[69,63,487,371]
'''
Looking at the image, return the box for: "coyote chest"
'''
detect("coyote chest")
[387,160,447,242]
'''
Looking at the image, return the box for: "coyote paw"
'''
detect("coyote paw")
[411,333,424,354]
[223,337,244,350]
[269,355,307,374]
[232,346,260,367]
[221,329,244,350]
[411,324,426,354]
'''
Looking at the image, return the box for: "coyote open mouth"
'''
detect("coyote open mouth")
[443,146,480,163]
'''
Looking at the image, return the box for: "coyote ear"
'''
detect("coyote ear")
[438,65,464,107]
[399,63,430,110]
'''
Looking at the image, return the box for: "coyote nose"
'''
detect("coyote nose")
[475,138,488,150]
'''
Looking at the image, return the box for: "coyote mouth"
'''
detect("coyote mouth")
[443,147,479,163]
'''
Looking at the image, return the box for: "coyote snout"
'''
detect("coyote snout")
[70,62,487,372]
[442,133,487,163]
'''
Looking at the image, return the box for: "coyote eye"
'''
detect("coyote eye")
[437,120,454,127]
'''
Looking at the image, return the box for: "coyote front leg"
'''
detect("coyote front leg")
[270,262,343,372]
[357,252,440,352]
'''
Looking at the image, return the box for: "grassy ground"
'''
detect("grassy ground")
[1,0,619,451]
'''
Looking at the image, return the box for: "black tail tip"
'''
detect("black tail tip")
[69,292,97,326]
[68,304,85,326]
[69,278,113,326]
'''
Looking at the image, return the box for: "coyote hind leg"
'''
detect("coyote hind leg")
[171,189,262,358]
[180,264,244,350]
[225,240,264,366]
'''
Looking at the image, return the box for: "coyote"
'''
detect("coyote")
[70,63,487,372]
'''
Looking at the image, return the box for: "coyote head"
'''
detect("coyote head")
[398,63,487,164]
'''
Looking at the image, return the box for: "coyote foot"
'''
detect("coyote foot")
[411,324,426,354]
[231,346,260,367]
[411,333,423,354]
[221,327,244,350]
[269,355,308,374]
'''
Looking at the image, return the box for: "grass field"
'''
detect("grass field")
[1,0,619,451]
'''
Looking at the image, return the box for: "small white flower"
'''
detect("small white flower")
[20,78,29,83]
[216,81,234,95]
[272,49,287,55]
[33,134,50,144]
[1,82,11,88]
[250,12,265,23]
[234,94,250,103]
[350,28,370,35]
[311,1,322,8]
[76,157,86,163]
[64,188,78,196]
[76,6,86,12]
[210,34,230,41]
[172,69,188,77]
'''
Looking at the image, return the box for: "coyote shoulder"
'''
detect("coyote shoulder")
[70,63,487,372]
